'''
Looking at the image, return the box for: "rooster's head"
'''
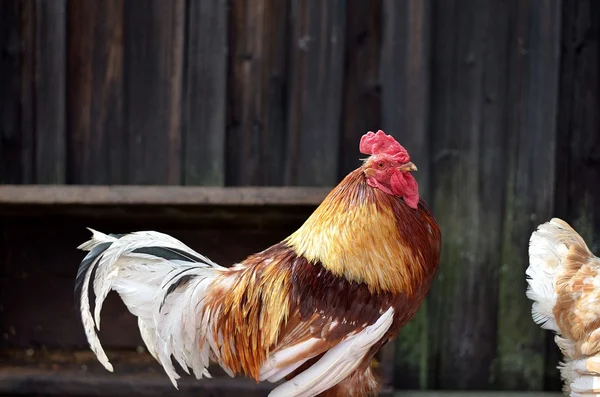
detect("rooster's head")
[360,130,419,208]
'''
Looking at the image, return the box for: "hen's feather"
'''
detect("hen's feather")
[527,218,600,396]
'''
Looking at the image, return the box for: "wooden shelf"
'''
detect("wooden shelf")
[0,366,276,397]
[0,350,394,397]
[0,185,331,206]
[0,365,560,397]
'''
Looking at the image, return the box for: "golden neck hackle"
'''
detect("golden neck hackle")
[285,170,427,295]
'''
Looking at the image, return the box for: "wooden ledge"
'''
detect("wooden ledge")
[0,365,561,397]
[0,366,276,397]
[393,390,564,397]
[0,185,331,206]
[0,350,394,396]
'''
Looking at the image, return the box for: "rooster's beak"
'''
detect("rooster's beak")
[398,162,417,172]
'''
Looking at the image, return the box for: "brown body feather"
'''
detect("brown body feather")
[548,220,600,357]
[205,169,441,395]
[527,218,600,395]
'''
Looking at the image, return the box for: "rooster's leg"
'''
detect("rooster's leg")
[282,355,380,397]
[316,364,380,397]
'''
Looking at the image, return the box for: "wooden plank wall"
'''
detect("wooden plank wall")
[1,0,599,392]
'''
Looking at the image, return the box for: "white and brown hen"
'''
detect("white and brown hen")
[527,218,600,396]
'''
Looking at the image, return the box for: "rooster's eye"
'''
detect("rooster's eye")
[377,162,385,169]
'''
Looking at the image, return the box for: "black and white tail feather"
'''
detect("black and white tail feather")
[75,229,397,397]
[74,228,228,388]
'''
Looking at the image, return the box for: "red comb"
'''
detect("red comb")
[359,130,410,163]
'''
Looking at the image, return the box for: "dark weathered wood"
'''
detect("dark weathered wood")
[34,0,67,184]
[1,0,66,185]
[0,349,226,379]
[555,0,600,262]
[0,0,19,151]
[66,0,125,185]
[0,0,37,184]
[17,0,36,184]
[0,209,317,274]
[1,277,141,350]
[0,206,316,350]
[183,0,227,186]
[123,0,185,184]
[0,359,563,397]
[0,0,30,184]
[475,0,511,388]
[0,349,560,396]
[339,0,381,178]
[380,0,431,201]
[225,0,289,186]
[551,0,600,390]
[379,0,431,389]
[0,186,330,206]
[0,345,561,397]
[285,0,347,186]
[0,367,276,397]
[496,0,562,390]
[393,394,560,397]
[428,0,509,389]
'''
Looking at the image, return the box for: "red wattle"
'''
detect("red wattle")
[391,172,419,209]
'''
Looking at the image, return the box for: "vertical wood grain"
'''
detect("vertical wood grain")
[551,0,599,390]
[18,0,36,184]
[339,0,381,178]
[67,0,125,184]
[555,0,600,257]
[496,0,562,390]
[183,0,227,186]
[0,0,66,184]
[0,0,19,181]
[0,0,33,183]
[124,0,185,184]
[225,0,289,186]
[285,0,347,186]
[34,0,67,183]
[427,0,509,389]
[380,0,431,201]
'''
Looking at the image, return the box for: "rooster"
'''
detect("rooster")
[74,130,441,397]
[527,218,600,396]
